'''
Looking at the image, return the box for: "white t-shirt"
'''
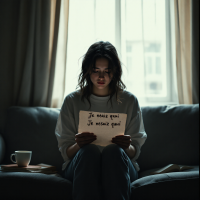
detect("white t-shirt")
[55,90,147,172]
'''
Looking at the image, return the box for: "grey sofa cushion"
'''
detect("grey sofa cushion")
[2,107,64,175]
[2,105,199,175]
[138,165,199,179]
[1,105,199,199]
[0,171,72,200]
[131,168,199,200]
[138,104,199,171]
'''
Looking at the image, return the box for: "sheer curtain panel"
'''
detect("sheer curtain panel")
[174,0,199,104]
[51,0,69,108]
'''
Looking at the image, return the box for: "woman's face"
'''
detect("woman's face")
[90,58,113,96]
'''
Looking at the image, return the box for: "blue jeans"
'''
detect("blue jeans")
[63,144,138,200]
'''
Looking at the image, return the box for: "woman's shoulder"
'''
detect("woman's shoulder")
[119,90,138,101]
[119,90,141,110]
[64,90,81,102]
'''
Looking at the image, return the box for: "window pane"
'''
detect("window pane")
[156,57,162,74]
[124,0,167,100]
[64,0,116,96]
[62,0,177,105]
[95,0,116,44]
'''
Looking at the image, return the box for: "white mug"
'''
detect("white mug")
[10,151,32,167]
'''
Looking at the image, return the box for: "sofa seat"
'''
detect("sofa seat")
[0,171,73,200]
[0,166,199,200]
[131,165,199,200]
[138,165,199,178]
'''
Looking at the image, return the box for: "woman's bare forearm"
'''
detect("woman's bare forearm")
[66,143,80,159]
[124,145,137,159]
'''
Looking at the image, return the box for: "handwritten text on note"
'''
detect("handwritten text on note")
[78,111,127,146]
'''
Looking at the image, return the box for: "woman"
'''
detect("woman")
[55,41,147,200]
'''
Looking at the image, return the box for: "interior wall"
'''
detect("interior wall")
[0,0,20,134]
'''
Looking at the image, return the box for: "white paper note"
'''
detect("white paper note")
[78,111,127,146]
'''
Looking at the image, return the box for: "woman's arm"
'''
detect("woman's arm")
[66,143,80,159]
[113,95,147,162]
[112,135,137,159]
[124,144,137,159]
[66,132,97,159]
[55,96,78,162]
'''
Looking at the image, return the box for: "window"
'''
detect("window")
[156,57,162,74]
[63,0,178,106]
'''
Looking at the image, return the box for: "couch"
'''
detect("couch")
[0,104,199,199]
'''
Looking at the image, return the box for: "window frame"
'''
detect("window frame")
[116,0,178,106]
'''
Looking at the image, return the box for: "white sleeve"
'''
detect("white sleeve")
[125,97,147,162]
[55,97,77,162]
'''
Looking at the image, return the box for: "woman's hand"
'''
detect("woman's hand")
[112,135,132,150]
[75,132,97,148]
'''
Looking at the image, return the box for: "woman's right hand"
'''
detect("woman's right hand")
[75,132,97,148]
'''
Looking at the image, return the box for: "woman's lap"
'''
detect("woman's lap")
[63,144,138,200]
[101,143,138,182]
[63,144,101,182]
[63,144,138,182]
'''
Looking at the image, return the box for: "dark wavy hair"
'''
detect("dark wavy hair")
[76,41,126,108]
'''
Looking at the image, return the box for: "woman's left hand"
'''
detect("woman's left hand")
[112,135,132,150]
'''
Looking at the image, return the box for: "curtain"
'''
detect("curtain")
[191,0,199,104]
[174,0,199,104]
[0,0,61,133]
[13,0,61,107]
[51,0,69,108]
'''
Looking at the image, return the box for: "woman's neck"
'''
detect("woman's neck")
[92,87,110,97]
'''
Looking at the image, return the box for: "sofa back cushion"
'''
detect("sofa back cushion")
[2,104,199,173]
[2,107,63,174]
[138,104,199,171]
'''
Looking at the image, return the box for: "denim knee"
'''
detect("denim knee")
[78,144,101,161]
[102,144,127,162]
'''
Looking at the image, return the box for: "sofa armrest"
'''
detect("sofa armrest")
[0,134,5,164]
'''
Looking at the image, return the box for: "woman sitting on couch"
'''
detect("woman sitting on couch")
[55,41,147,200]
